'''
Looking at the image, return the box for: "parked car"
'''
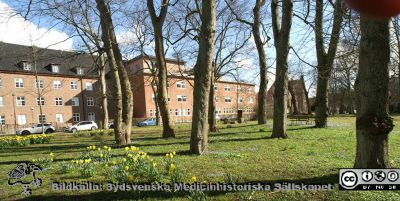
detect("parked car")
[137,118,157,127]
[64,121,98,133]
[16,123,55,135]
[108,122,114,129]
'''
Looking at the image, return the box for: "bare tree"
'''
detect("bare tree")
[354,17,393,168]
[147,0,175,138]
[226,0,269,125]
[190,0,217,155]
[314,0,344,127]
[96,0,133,145]
[270,0,293,138]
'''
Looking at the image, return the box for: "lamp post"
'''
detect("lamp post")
[30,107,34,126]
[12,93,17,132]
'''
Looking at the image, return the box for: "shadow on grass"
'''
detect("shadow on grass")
[287,126,317,131]
[15,174,339,201]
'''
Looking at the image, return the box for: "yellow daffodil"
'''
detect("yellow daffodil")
[172,151,176,156]
[128,174,134,182]
[123,158,127,162]
[112,160,116,165]
[50,158,53,162]
[191,176,197,182]
[31,159,36,163]
[79,160,84,164]
[104,145,108,149]
[152,162,157,167]
[125,166,129,171]
[125,147,129,151]
[100,154,104,157]
[166,153,170,158]
[49,152,54,157]
[128,154,133,158]
[169,164,175,175]
[98,148,101,151]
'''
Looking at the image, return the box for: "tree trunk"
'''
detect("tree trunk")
[190,0,216,155]
[147,0,175,138]
[96,0,132,145]
[151,79,161,126]
[354,17,393,169]
[271,0,292,139]
[253,0,268,125]
[99,53,109,130]
[208,70,218,132]
[314,0,344,128]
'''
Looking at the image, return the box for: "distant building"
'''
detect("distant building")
[0,42,102,129]
[266,77,310,117]
[113,55,257,123]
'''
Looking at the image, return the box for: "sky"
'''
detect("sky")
[0,0,319,95]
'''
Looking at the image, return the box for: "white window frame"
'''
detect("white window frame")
[176,81,186,88]
[38,114,46,123]
[238,97,243,103]
[86,82,93,91]
[52,65,60,73]
[77,68,84,75]
[248,97,254,103]
[53,80,62,89]
[17,114,27,125]
[23,62,32,71]
[35,80,44,89]
[0,96,3,107]
[87,97,94,106]
[70,81,78,90]
[0,115,5,125]
[15,78,24,88]
[149,109,154,117]
[16,96,25,107]
[55,97,63,106]
[72,97,79,106]
[177,95,187,102]
[224,86,231,91]
[225,97,232,103]
[0,77,3,87]
[72,113,80,122]
[37,97,45,106]
[56,114,64,123]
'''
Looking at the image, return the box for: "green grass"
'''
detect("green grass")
[1,116,400,200]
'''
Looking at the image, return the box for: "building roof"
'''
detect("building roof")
[126,54,186,65]
[0,42,99,78]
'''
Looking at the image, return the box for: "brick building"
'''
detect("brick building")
[266,77,310,117]
[0,42,102,130]
[119,55,257,123]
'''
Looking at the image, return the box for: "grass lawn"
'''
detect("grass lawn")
[1,116,400,200]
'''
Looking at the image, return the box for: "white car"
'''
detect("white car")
[64,121,98,133]
[16,123,55,135]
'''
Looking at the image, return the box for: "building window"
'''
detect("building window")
[238,97,243,103]
[176,81,186,88]
[149,109,154,117]
[187,109,191,116]
[0,97,3,107]
[225,97,232,103]
[37,97,45,106]
[175,109,178,116]
[224,86,231,91]
[16,97,25,106]
[214,85,218,91]
[56,114,64,123]
[17,115,27,125]
[182,109,187,116]
[38,114,46,123]
[215,97,219,102]
[237,85,241,91]
[177,95,187,102]
[52,65,60,73]
[248,97,254,103]
[0,78,3,87]
[53,80,61,89]
[77,68,84,75]
[72,113,80,122]
[70,81,78,90]
[152,94,156,102]
[55,97,63,106]
[88,113,95,121]
[86,82,93,91]
[35,80,44,89]
[72,97,79,106]
[248,87,253,93]
[0,115,5,125]
[87,97,94,106]
[23,62,32,71]
[15,78,24,88]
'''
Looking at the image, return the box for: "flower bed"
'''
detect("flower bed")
[0,134,51,149]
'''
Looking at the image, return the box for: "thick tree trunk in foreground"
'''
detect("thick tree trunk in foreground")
[190,0,216,155]
[271,0,292,139]
[96,0,132,145]
[314,0,344,128]
[99,53,109,130]
[147,0,175,138]
[354,17,393,168]
[253,0,268,125]
[208,70,218,132]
